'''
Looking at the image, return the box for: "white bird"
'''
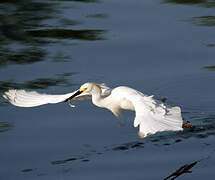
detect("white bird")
[3,82,183,137]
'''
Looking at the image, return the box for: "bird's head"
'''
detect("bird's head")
[79,82,93,93]
[67,82,97,99]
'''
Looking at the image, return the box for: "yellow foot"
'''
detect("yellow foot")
[182,121,194,129]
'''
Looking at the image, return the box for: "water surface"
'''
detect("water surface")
[0,0,215,179]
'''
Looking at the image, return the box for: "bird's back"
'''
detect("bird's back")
[110,86,183,137]
[110,86,142,111]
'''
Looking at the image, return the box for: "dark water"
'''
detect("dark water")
[0,0,215,179]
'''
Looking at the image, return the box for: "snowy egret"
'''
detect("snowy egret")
[3,82,183,137]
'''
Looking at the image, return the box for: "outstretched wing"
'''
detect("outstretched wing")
[126,90,183,137]
[3,89,77,107]
[3,85,112,108]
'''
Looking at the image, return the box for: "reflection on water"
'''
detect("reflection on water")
[1,0,215,179]
[163,0,215,8]
[206,43,215,47]
[86,13,108,19]
[202,66,215,70]
[0,73,76,93]
[51,142,145,166]
[186,16,215,27]
[164,0,215,50]
[50,113,215,167]
[0,122,13,133]
[0,48,46,68]
[51,156,89,165]
[164,161,198,180]
[164,0,205,4]
[57,0,99,3]
[0,72,77,106]
[148,122,215,143]
[26,29,106,40]
[21,169,33,173]
[112,141,144,151]
[45,113,215,180]
[0,1,55,67]
[0,1,56,30]
[0,0,107,68]
[59,18,82,26]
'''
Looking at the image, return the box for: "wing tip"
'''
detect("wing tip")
[2,93,7,100]
[3,89,16,100]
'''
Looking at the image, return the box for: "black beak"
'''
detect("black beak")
[65,90,83,102]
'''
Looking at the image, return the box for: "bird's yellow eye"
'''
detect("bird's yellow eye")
[80,88,87,92]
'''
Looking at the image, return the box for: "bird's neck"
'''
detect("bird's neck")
[91,87,106,108]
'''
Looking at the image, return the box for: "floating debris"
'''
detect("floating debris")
[202,66,215,70]
[51,157,78,165]
[0,122,13,133]
[164,161,198,180]
[26,29,106,41]
[21,169,33,173]
[186,16,215,27]
[86,13,108,19]
[112,141,144,151]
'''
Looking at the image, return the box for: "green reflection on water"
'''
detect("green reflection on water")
[0,74,76,93]
[0,0,107,68]
[186,16,215,27]
[163,0,215,7]
[202,66,215,70]
[0,1,57,68]
[86,13,108,19]
[56,0,99,3]
[206,43,215,47]
[59,18,82,26]
[0,1,57,29]
[0,48,46,68]
[26,29,106,40]
[0,122,13,133]
[164,0,205,4]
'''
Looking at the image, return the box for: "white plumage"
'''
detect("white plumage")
[3,82,183,137]
[3,89,75,107]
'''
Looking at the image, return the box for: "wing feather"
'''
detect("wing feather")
[3,89,76,107]
[125,89,183,137]
[3,85,112,108]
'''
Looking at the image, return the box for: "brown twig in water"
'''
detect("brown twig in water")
[164,161,198,180]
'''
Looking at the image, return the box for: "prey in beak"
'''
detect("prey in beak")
[65,88,87,102]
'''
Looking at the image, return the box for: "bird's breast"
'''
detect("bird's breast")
[120,98,135,111]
